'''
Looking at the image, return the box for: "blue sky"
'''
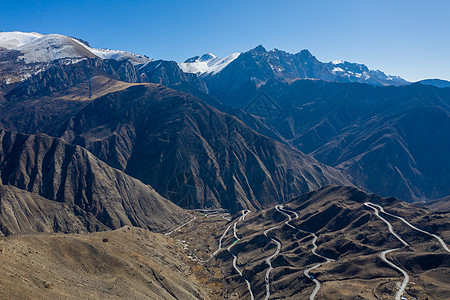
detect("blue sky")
[1,0,449,81]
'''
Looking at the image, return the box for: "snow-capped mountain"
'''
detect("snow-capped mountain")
[180,45,409,87]
[1,32,409,88]
[0,31,44,49]
[326,60,408,86]
[0,31,151,64]
[178,52,240,76]
[0,31,151,84]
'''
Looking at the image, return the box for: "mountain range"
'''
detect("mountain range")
[0,31,448,299]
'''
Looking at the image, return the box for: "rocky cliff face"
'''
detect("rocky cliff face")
[0,129,189,234]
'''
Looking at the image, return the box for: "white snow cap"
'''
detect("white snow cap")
[331,60,344,65]
[179,52,240,75]
[0,31,151,64]
[0,31,44,49]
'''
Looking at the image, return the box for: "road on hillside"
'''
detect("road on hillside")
[367,203,450,253]
[164,215,197,236]
[364,203,409,300]
[263,223,282,300]
[276,205,333,300]
[225,210,254,300]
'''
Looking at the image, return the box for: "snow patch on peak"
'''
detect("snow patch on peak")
[0,31,44,50]
[331,60,344,65]
[88,47,150,64]
[0,31,152,65]
[179,52,240,76]
[15,34,98,63]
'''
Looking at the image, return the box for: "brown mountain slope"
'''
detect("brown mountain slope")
[169,186,450,299]
[0,129,188,234]
[53,83,352,212]
[0,184,107,236]
[0,226,211,299]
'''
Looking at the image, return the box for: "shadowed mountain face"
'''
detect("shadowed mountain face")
[200,78,450,203]
[1,48,448,205]
[260,81,450,202]
[51,84,352,212]
[5,57,140,102]
[0,61,353,212]
[0,129,188,235]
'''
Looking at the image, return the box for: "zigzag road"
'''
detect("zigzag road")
[263,224,281,300]
[276,205,333,300]
[224,210,255,300]
[364,203,409,300]
[367,203,450,253]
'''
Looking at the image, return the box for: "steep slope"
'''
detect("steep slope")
[208,78,450,203]
[52,83,352,212]
[0,226,211,299]
[0,129,188,234]
[276,80,450,202]
[0,184,106,236]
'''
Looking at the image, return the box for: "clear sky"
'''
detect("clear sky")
[1,0,449,81]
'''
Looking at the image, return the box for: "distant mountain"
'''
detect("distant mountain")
[250,80,450,202]
[180,46,408,107]
[0,129,189,235]
[0,32,409,89]
[417,78,450,88]
[0,31,150,85]
[181,46,409,87]
[0,58,353,212]
[51,83,352,212]
[179,52,240,76]
[325,59,407,86]
[0,31,150,64]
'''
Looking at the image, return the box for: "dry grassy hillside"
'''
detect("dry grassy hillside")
[0,226,211,299]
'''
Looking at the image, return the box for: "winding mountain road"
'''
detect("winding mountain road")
[263,224,282,300]
[213,223,233,256]
[367,203,450,253]
[276,205,333,300]
[226,210,254,300]
[380,248,410,300]
[364,203,409,300]
[364,203,409,247]
[164,215,197,236]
